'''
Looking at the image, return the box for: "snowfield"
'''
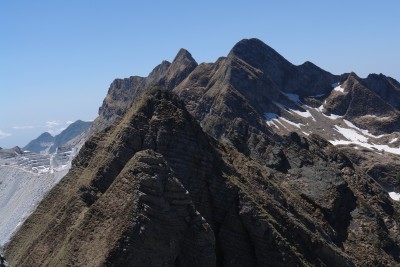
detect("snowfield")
[389,192,400,201]
[330,121,400,155]
[333,85,345,93]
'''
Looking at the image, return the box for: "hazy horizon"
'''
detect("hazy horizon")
[1,1,399,148]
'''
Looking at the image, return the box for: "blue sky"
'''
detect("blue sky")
[1,1,399,148]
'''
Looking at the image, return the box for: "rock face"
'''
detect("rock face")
[323,72,400,134]
[95,49,197,131]
[6,89,400,267]
[5,39,400,266]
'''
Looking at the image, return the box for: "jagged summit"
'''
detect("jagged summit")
[148,60,171,76]
[159,48,198,90]
[173,48,196,63]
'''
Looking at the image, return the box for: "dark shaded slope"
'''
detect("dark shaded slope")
[363,73,400,109]
[7,89,400,267]
[94,49,197,132]
[323,73,400,134]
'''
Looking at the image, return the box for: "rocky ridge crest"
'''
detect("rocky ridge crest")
[5,39,400,266]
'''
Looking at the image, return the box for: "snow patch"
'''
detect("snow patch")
[333,85,345,93]
[334,125,368,143]
[389,192,400,201]
[330,132,400,155]
[265,113,280,128]
[323,113,343,120]
[280,117,304,128]
[390,138,398,144]
[264,112,304,129]
[290,109,314,119]
[342,120,385,139]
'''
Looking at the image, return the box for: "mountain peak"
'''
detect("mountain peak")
[230,38,270,54]
[173,48,196,64]
[228,38,291,68]
[159,48,198,90]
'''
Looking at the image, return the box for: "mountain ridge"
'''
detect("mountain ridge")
[5,38,400,266]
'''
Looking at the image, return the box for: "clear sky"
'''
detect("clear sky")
[1,1,399,148]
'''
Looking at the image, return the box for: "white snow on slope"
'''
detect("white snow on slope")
[273,100,316,121]
[290,109,314,119]
[333,85,345,93]
[330,124,400,155]
[389,192,400,201]
[330,139,400,155]
[390,138,398,144]
[280,117,304,128]
[323,112,343,120]
[264,112,304,129]
[343,120,385,138]
[265,113,280,128]
[333,125,368,142]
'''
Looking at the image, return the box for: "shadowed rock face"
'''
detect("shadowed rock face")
[6,39,400,266]
[95,49,197,132]
[6,89,400,267]
[363,73,400,110]
[323,73,400,134]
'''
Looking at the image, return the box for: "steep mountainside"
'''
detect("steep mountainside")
[6,89,400,267]
[5,39,400,266]
[94,49,197,131]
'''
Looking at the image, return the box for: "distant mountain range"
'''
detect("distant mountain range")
[4,39,400,266]
[24,120,92,154]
